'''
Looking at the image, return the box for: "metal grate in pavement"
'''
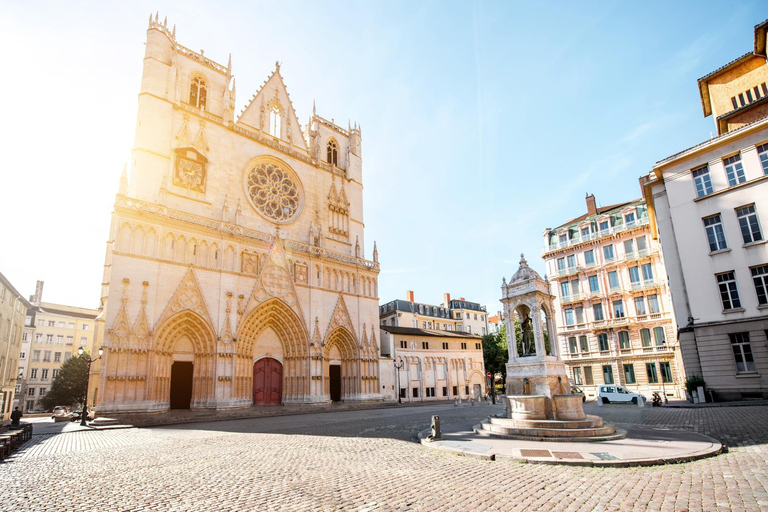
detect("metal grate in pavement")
[551,451,584,459]
[520,449,552,458]
[591,452,620,460]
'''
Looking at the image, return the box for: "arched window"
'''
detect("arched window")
[269,106,282,138]
[327,139,338,166]
[189,76,207,109]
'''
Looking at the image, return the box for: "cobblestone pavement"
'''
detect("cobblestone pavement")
[2,402,768,511]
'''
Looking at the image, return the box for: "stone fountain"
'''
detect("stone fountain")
[475,255,624,441]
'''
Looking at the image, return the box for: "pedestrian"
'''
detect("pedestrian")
[10,406,22,426]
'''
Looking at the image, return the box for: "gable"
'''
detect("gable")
[236,64,307,151]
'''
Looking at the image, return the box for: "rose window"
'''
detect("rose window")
[246,162,302,223]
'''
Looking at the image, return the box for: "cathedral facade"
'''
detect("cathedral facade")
[93,16,383,413]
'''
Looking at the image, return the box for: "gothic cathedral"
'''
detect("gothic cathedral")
[93,16,383,413]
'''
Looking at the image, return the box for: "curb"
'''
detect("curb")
[417,428,724,467]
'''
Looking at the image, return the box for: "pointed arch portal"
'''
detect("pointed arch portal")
[324,327,359,402]
[237,298,310,404]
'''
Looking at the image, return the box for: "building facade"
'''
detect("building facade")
[379,326,485,402]
[0,272,30,424]
[379,292,488,336]
[542,195,684,401]
[16,281,99,412]
[643,20,768,400]
[93,17,383,414]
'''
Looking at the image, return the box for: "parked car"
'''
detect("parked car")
[570,386,586,402]
[598,385,646,404]
[51,406,69,419]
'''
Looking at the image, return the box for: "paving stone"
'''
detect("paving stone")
[0,403,767,510]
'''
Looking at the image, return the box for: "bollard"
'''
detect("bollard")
[430,415,441,440]
[471,397,474,406]
[637,396,644,408]
[453,398,458,406]
[597,397,603,407]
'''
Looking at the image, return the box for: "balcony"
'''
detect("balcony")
[635,312,664,323]
[564,322,588,332]
[630,279,659,293]
[556,266,581,278]
[560,293,583,305]
[609,317,630,328]
[543,217,650,254]
[625,248,652,262]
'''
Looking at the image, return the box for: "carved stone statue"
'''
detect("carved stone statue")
[521,315,535,356]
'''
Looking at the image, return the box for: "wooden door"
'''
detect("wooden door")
[253,358,282,405]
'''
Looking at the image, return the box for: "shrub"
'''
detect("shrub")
[685,375,706,394]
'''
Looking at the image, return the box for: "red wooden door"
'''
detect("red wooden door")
[253,358,282,405]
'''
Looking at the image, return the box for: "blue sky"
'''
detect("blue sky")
[1,1,765,312]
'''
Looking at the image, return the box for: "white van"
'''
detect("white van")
[598,385,645,404]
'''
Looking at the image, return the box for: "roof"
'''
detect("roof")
[380,325,482,339]
[654,115,768,169]
[698,19,768,117]
[0,271,32,308]
[37,302,99,320]
[551,200,637,231]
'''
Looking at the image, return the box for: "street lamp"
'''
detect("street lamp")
[394,358,404,404]
[78,346,103,426]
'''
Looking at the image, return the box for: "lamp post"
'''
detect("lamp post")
[78,346,103,426]
[394,358,404,404]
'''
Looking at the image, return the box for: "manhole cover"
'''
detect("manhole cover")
[591,452,620,460]
[552,451,584,459]
[520,449,552,458]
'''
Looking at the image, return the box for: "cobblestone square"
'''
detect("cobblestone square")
[3,403,768,511]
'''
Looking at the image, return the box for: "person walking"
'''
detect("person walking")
[10,407,22,426]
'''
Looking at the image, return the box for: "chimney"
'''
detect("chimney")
[31,280,44,307]
[443,293,451,308]
[406,290,414,303]
[585,193,597,216]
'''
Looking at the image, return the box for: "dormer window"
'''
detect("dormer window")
[625,211,636,225]
[327,139,338,166]
[189,76,207,110]
[269,105,282,138]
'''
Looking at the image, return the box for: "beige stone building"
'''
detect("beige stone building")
[379,326,486,402]
[379,291,489,335]
[16,281,98,412]
[541,195,684,401]
[93,17,383,413]
[379,292,487,401]
[643,20,768,400]
[0,272,30,423]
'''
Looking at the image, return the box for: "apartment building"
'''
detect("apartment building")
[18,281,99,412]
[0,272,30,424]
[643,20,768,400]
[542,195,684,400]
[379,291,489,336]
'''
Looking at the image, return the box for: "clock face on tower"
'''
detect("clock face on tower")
[173,149,207,193]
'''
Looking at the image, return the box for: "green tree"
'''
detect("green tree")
[482,323,508,386]
[37,352,89,411]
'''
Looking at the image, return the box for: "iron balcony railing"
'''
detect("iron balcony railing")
[543,217,650,254]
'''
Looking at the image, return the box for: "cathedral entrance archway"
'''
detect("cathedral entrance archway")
[237,299,310,404]
[329,365,342,402]
[170,362,194,409]
[253,357,282,405]
[323,327,359,402]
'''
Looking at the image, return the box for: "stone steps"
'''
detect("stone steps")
[489,415,605,430]
[91,417,120,426]
[474,421,627,442]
